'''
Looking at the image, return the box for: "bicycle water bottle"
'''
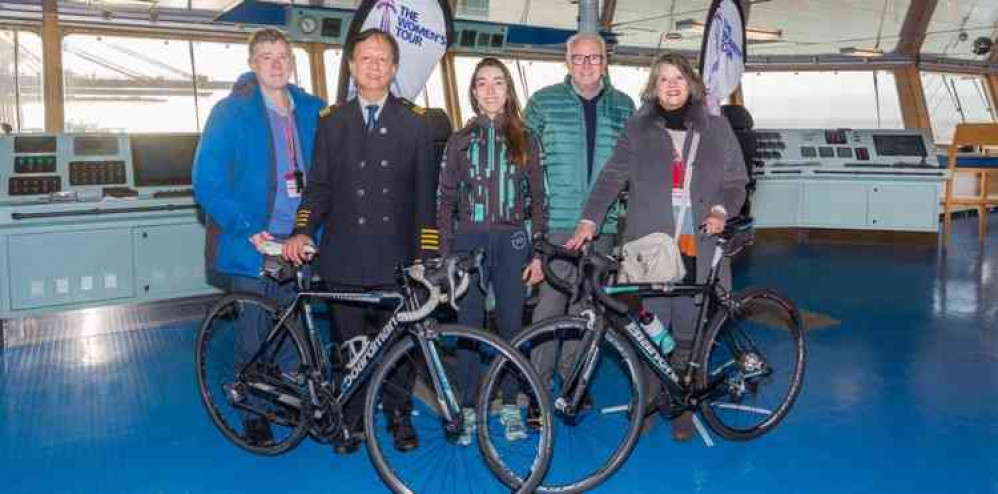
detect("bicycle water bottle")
[638,310,675,354]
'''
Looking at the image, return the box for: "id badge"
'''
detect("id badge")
[672,189,691,208]
[285,172,302,198]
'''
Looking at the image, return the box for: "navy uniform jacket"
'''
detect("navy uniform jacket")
[294,94,440,285]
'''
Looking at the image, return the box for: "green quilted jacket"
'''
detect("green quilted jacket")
[524,75,635,233]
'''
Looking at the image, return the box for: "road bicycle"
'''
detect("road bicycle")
[195,243,553,493]
[480,217,806,492]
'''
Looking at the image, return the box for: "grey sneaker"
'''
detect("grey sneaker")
[457,408,477,446]
[499,404,528,442]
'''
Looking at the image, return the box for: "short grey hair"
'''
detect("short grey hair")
[640,51,705,104]
[565,32,607,64]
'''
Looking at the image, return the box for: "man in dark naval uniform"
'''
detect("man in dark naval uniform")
[285,28,439,454]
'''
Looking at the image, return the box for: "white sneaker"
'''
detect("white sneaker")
[499,404,528,442]
[457,408,476,446]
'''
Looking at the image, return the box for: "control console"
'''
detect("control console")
[751,128,943,177]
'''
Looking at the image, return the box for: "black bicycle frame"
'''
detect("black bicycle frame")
[557,238,736,414]
[245,279,461,425]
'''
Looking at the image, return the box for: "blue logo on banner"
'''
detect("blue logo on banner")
[709,12,743,75]
[376,0,447,48]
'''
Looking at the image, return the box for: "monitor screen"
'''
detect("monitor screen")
[873,134,927,157]
[74,135,119,156]
[14,135,57,154]
[130,133,199,187]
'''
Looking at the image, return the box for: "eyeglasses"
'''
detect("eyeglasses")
[570,54,605,66]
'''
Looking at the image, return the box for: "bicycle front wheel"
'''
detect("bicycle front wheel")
[696,288,806,440]
[195,293,312,455]
[364,324,553,494]
[490,315,646,493]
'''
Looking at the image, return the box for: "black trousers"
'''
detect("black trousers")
[453,227,532,407]
[333,303,415,431]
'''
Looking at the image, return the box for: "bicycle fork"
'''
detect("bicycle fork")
[554,311,602,418]
[414,327,463,433]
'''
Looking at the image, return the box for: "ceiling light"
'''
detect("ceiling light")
[839,47,885,57]
[675,18,783,41]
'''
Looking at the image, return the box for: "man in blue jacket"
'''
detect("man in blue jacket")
[192,28,324,447]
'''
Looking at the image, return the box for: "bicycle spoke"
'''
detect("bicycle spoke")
[366,326,551,493]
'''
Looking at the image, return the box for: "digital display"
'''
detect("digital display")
[14,135,57,154]
[836,147,853,159]
[321,17,342,38]
[818,147,835,158]
[800,146,817,158]
[873,134,927,157]
[130,133,199,187]
[491,33,504,48]
[460,30,476,47]
[825,129,848,145]
[74,136,120,156]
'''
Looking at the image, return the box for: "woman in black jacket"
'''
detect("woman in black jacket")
[437,57,548,445]
[566,52,749,441]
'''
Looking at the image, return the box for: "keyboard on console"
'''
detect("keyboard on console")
[152,188,194,199]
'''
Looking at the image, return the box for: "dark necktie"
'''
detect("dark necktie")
[365,104,378,132]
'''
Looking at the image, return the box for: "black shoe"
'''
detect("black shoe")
[333,431,363,455]
[388,410,419,452]
[243,417,275,447]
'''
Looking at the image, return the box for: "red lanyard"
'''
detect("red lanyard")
[284,112,298,176]
[671,149,685,189]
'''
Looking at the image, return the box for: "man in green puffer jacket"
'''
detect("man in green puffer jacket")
[525,32,635,387]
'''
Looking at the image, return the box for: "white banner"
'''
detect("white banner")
[701,0,745,116]
[355,0,450,101]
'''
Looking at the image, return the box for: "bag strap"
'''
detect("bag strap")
[674,131,701,237]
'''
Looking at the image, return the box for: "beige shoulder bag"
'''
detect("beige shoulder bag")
[618,131,700,284]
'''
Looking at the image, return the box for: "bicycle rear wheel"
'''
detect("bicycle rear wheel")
[486,315,646,493]
[196,293,312,455]
[364,324,553,494]
[696,288,806,441]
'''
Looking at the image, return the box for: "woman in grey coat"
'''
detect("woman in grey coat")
[565,51,749,441]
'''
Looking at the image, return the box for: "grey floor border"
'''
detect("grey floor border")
[1,295,222,349]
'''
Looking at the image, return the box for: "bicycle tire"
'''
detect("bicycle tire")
[487,315,646,493]
[695,287,806,441]
[195,293,313,455]
[363,324,553,494]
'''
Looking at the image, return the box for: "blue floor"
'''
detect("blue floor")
[2,215,997,493]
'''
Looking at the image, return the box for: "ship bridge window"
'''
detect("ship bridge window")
[0,30,44,133]
[63,34,313,133]
[741,70,903,130]
[921,72,996,144]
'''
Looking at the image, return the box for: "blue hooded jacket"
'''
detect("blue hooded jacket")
[193,72,325,278]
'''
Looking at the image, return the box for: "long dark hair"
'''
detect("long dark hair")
[468,57,529,167]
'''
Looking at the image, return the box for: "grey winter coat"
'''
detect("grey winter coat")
[581,100,749,243]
